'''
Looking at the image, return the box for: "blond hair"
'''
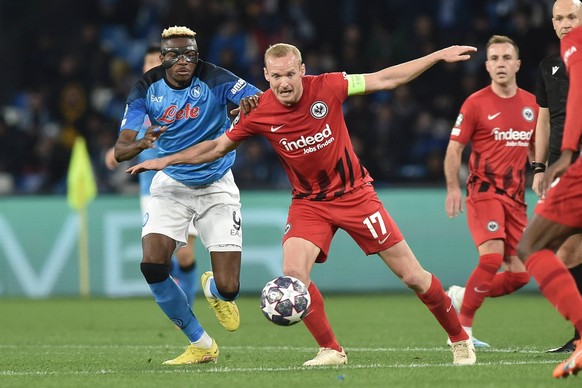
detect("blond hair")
[264,43,302,65]
[161,26,196,40]
[486,35,520,58]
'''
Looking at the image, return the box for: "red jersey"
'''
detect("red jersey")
[227,73,372,200]
[561,26,582,152]
[451,86,538,205]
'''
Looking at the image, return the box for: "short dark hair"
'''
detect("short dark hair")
[146,44,161,55]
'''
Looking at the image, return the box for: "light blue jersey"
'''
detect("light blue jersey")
[121,61,260,186]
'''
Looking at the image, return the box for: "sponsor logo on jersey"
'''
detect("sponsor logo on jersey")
[310,101,328,119]
[270,124,284,132]
[522,107,535,122]
[278,124,335,154]
[158,103,200,124]
[491,127,533,147]
[564,45,577,66]
[151,95,164,103]
[230,79,248,95]
[552,66,560,75]
[451,127,461,136]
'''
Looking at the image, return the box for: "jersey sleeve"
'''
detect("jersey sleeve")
[535,61,548,108]
[560,28,582,151]
[561,28,582,151]
[225,110,255,143]
[120,80,149,133]
[203,64,260,106]
[323,72,349,102]
[450,97,477,145]
[562,29,582,71]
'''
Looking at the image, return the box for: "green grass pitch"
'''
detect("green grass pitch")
[0,293,579,387]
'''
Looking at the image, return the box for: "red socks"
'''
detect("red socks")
[459,253,503,327]
[302,282,342,352]
[487,271,530,297]
[417,274,468,343]
[526,249,582,334]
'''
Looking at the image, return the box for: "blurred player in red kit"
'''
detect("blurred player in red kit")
[517,23,582,379]
[127,42,479,366]
[444,35,537,347]
[532,0,582,354]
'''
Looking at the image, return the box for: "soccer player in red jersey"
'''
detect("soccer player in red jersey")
[444,35,537,347]
[127,42,479,366]
[517,24,582,379]
[532,0,582,354]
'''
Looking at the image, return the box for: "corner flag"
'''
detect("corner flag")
[67,136,97,210]
[67,135,97,298]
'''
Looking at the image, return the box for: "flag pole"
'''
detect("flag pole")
[79,203,90,298]
[67,136,97,298]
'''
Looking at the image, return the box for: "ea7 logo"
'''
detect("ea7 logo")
[150,95,163,103]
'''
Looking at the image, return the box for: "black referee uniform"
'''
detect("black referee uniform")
[535,52,579,165]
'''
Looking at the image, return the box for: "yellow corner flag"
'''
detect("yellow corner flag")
[67,136,97,210]
[67,135,97,298]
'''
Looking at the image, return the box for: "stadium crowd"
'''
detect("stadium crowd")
[0,0,554,195]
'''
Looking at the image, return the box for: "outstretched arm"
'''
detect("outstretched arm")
[126,133,239,174]
[362,45,477,93]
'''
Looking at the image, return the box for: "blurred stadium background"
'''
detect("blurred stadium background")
[0,0,553,297]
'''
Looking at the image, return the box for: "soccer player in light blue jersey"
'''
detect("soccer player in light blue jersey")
[113,26,260,365]
[106,45,199,308]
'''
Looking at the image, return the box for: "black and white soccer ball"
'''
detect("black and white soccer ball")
[260,276,311,326]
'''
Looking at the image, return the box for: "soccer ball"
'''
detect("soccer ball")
[260,276,311,326]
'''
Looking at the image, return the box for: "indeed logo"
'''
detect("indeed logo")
[279,124,335,154]
[492,128,533,141]
[492,127,533,147]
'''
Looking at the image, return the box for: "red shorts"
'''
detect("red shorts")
[283,184,404,263]
[465,194,526,256]
[535,159,582,228]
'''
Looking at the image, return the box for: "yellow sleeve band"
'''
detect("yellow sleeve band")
[346,74,366,96]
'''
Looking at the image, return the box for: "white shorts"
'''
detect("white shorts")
[143,170,242,252]
[140,195,198,237]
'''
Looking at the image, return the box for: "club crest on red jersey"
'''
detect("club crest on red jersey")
[522,107,535,122]
[310,101,328,119]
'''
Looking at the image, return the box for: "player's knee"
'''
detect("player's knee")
[479,252,504,272]
[400,271,429,292]
[140,263,170,284]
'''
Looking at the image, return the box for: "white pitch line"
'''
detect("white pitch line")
[0,344,550,354]
[0,359,560,377]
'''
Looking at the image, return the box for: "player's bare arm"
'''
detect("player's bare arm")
[114,126,166,162]
[362,45,477,93]
[126,133,239,174]
[444,140,465,218]
[532,107,550,196]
